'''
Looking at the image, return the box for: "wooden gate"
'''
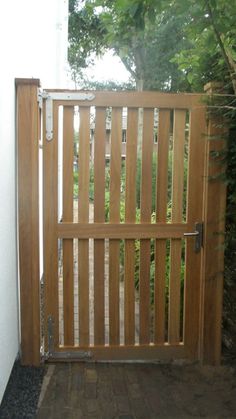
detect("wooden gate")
[16,79,227,365]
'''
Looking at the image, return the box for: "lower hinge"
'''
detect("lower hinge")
[43,315,92,361]
[46,351,93,361]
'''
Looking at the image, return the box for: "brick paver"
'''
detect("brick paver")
[37,363,236,418]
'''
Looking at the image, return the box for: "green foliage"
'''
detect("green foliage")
[205,95,236,254]
[201,94,236,355]
[68,0,191,91]
[69,0,107,82]
[75,78,135,91]
[135,154,157,211]
[69,0,236,93]
[173,0,236,93]
[73,171,78,197]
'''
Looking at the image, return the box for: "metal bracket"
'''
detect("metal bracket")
[43,314,93,361]
[184,222,203,253]
[37,89,53,141]
[47,315,54,357]
[37,88,49,109]
[45,95,53,141]
[47,351,93,361]
[37,88,43,109]
[37,90,95,142]
[48,92,96,101]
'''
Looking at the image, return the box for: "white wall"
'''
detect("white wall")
[0,0,68,403]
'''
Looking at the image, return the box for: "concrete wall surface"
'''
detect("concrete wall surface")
[0,0,68,403]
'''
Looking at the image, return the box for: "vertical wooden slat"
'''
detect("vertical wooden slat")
[44,103,59,350]
[201,83,227,365]
[78,106,90,346]
[109,107,122,345]
[139,108,154,344]
[184,106,206,359]
[154,110,170,343]
[94,108,106,345]
[63,106,74,345]
[16,79,40,365]
[124,108,138,345]
[168,110,186,344]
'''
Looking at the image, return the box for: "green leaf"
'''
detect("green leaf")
[187,72,194,84]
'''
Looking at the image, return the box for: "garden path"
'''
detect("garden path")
[37,362,236,418]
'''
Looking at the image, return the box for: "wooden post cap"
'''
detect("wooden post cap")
[15,78,41,87]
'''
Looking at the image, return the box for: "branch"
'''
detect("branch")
[224,44,236,74]
[208,105,236,110]
[119,56,137,79]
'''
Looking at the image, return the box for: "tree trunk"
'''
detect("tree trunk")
[136,79,144,91]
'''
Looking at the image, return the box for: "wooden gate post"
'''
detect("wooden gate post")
[200,82,227,365]
[16,78,41,366]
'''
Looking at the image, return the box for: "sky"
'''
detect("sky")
[81,51,131,83]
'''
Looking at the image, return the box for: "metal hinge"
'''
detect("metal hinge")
[47,351,92,361]
[37,90,53,141]
[43,315,92,361]
[37,90,95,142]
[47,315,54,358]
[184,222,204,253]
[37,88,49,109]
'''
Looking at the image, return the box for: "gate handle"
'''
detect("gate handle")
[184,231,199,237]
[184,222,203,253]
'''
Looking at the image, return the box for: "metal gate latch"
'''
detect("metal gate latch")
[184,222,203,253]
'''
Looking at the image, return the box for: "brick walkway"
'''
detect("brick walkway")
[36,362,236,418]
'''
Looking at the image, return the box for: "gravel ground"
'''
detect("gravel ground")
[0,360,45,419]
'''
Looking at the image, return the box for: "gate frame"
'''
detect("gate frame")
[16,78,227,366]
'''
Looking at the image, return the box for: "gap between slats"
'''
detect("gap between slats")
[168,109,186,344]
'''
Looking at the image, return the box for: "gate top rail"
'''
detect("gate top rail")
[44,89,206,109]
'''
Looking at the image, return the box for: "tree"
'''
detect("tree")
[68,0,107,84]
[69,0,236,93]
[68,0,191,91]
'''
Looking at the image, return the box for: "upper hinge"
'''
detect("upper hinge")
[37,89,53,141]
[37,90,95,142]
[37,88,49,109]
